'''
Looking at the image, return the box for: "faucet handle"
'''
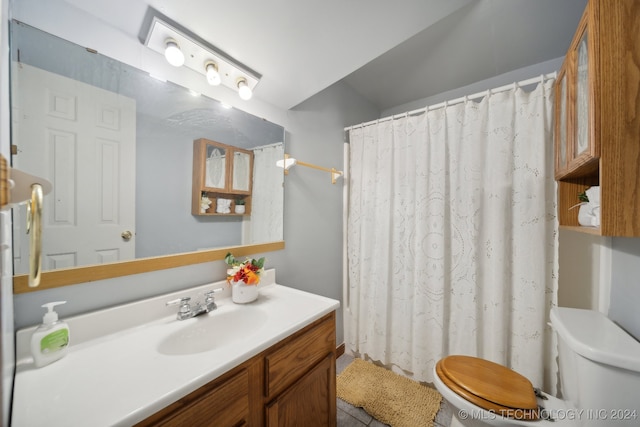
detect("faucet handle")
[204,287,224,312]
[166,296,191,306]
[166,297,192,320]
[204,287,224,299]
[209,286,225,293]
[166,296,191,312]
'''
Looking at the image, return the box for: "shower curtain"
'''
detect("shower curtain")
[345,80,558,391]
[242,142,284,244]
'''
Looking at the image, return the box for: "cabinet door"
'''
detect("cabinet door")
[204,142,228,191]
[554,66,569,178]
[574,27,590,157]
[266,355,336,427]
[568,13,598,172]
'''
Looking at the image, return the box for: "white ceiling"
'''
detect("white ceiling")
[63,0,587,111]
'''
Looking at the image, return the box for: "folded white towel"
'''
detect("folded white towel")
[586,186,600,204]
[216,198,232,214]
[578,186,600,227]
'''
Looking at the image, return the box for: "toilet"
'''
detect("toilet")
[433,307,640,427]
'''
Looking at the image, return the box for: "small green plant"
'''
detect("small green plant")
[236,198,246,206]
[578,191,589,203]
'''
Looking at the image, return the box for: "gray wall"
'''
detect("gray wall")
[609,238,640,340]
[383,57,565,117]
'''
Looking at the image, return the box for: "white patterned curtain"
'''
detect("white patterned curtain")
[242,143,284,244]
[345,80,558,391]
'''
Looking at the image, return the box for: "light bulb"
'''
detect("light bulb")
[205,62,221,86]
[164,40,184,67]
[237,78,253,100]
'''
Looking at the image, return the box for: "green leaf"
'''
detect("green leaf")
[225,252,236,266]
[578,191,589,203]
[253,257,265,269]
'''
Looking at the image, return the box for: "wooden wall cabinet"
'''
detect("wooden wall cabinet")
[192,138,254,216]
[137,312,337,427]
[554,0,640,236]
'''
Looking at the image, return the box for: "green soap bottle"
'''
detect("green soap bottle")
[30,301,70,368]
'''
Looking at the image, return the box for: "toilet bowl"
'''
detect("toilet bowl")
[433,307,640,427]
[433,356,575,427]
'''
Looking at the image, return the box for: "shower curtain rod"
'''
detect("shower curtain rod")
[252,142,284,150]
[344,72,557,132]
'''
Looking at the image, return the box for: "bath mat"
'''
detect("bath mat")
[337,358,442,427]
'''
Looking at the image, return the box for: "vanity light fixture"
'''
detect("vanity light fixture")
[143,16,261,100]
[164,39,185,67]
[276,154,343,184]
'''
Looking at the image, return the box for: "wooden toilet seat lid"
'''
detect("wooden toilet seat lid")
[437,355,539,420]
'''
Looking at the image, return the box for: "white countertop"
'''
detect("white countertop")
[12,279,340,427]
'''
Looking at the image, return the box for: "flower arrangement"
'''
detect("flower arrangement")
[225,252,265,285]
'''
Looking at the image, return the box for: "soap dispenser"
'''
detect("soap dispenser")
[30,301,70,368]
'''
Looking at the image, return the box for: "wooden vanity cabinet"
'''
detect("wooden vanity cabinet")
[136,312,337,427]
[554,0,640,236]
[192,138,254,216]
[264,312,337,427]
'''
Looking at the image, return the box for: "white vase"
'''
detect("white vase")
[578,202,600,227]
[231,280,258,303]
[235,205,246,214]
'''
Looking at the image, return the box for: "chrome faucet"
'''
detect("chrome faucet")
[166,287,224,320]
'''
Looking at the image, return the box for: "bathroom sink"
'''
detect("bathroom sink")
[157,306,268,356]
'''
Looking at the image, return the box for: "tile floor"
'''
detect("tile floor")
[336,353,453,427]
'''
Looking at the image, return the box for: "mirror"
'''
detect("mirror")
[10,21,285,291]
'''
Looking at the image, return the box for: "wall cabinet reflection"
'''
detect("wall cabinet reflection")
[192,138,254,216]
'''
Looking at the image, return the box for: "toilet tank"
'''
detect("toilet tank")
[550,307,640,425]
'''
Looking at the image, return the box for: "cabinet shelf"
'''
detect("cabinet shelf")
[559,225,601,236]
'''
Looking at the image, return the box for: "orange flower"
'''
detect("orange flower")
[244,268,260,285]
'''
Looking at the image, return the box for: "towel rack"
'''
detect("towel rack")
[1,155,52,287]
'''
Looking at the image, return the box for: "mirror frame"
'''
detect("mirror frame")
[13,241,284,294]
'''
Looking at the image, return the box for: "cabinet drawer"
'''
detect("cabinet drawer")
[144,368,249,427]
[265,313,335,398]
